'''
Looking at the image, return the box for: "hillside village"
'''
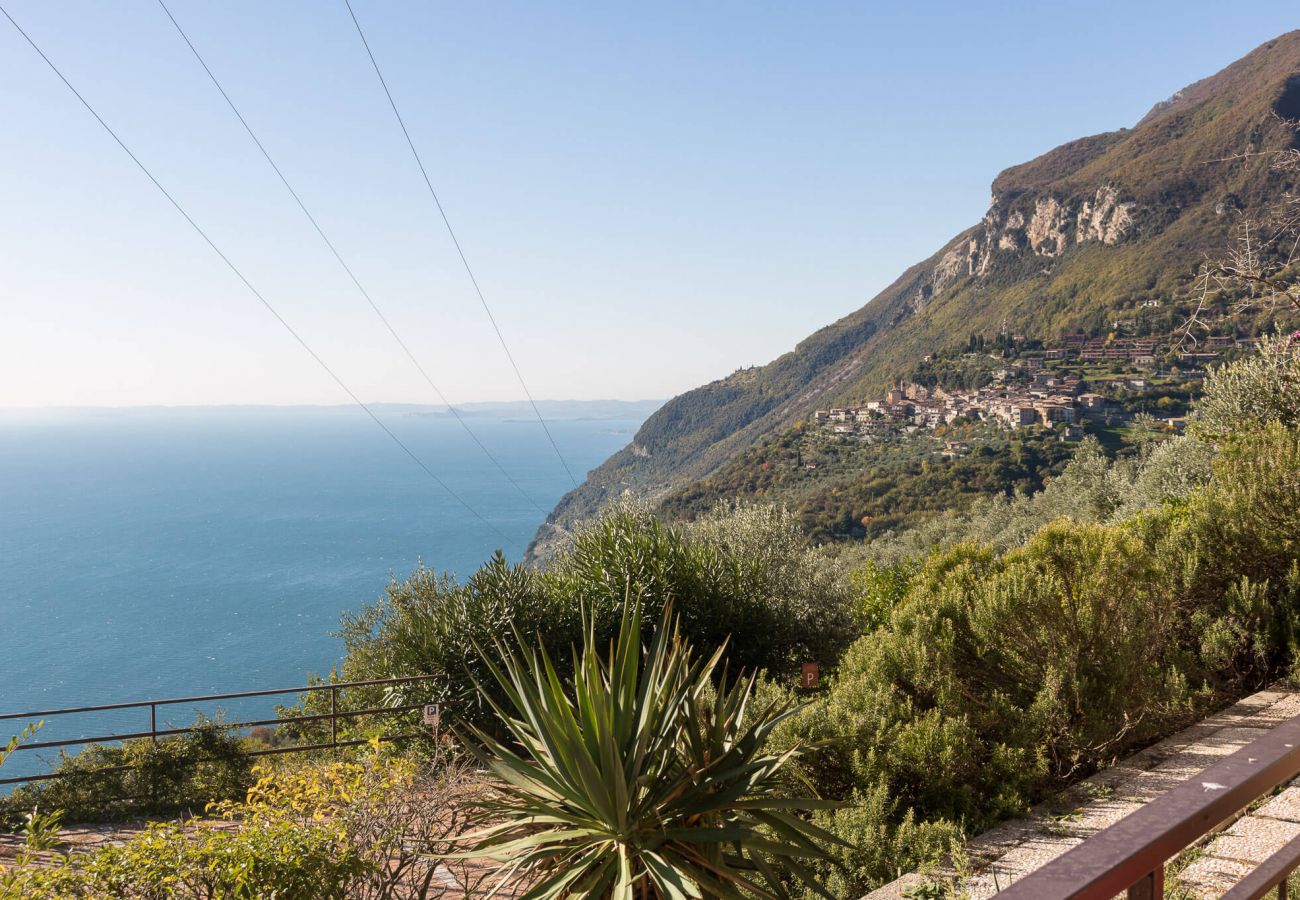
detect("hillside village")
[813,331,1257,442]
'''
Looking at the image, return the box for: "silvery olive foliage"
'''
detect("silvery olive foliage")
[1195,332,1300,439]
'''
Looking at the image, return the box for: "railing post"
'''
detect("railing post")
[1128,867,1164,899]
[148,702,158,809]
[330,685,338,756]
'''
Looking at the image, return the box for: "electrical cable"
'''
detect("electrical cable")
[342,0,581,490]
[157,0,549,516]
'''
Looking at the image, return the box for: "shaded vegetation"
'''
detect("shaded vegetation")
[0,719,253,827]
[660,422,1076,542]
[286,503,860,740]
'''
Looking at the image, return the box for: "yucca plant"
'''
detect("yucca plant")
[457,600,842,899]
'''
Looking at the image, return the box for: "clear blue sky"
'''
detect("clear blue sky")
[2,1,1296,407]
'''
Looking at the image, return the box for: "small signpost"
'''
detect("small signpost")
[801,662,820,690]
[422,703,441,731]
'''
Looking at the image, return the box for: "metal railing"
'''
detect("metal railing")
[997,713,1300,899]
[0,675,438,787]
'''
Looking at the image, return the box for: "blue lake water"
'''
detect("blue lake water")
[0,406,642,781]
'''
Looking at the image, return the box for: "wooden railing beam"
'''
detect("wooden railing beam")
[997,714,1300,899]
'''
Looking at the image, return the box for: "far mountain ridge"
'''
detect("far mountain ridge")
[531,31,1300,556]
[0,399,663,420]
[404,399,663,420]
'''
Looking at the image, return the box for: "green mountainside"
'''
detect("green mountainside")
[532,32,1300,556]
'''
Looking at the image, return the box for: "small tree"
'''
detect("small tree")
[1194,332,1300,439]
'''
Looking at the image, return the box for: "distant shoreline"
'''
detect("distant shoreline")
[0,399,664,421]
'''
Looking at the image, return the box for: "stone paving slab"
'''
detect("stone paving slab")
[1205,815,1300,865]
[1255,786,1300,823]
[0,820,155,863]
[1177,777,1300,897]
[959,835,1084,899]
[1178,854,1256,897]
[863,685,1300,899]
[1122,726,1271,802]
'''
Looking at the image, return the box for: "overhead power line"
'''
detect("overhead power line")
[342,0,581,491]
[156,0,547,517]
[0,2,507,543]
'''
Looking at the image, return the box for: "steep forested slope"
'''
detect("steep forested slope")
[532,32,1300,556]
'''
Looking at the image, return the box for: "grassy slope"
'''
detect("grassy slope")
[531,32,1300,556]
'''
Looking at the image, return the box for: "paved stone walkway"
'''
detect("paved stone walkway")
[865,685,1300,899]
[0,819,171,863]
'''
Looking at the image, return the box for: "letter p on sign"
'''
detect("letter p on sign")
[423,704,440,730]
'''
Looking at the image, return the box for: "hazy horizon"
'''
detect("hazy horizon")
[0,397,665,413]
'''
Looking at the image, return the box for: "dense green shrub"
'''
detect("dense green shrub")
[812,784,963,897]
[848,559,917,633]
[292,501,861,737]
[556,502,858,674]
[306,551,573,736]
[782,416,1300,896]
[0,719,253,825]
[1184,422,1300,597]
[860,430,1216,563]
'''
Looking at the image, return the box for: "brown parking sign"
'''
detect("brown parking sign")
[801,662,819,690]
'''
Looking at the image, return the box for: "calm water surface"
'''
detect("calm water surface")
[0,406,640,778]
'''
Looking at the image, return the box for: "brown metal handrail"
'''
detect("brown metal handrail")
[997,713,1300,899]
[0,675,438,787]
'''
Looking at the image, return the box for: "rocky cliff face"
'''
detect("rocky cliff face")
[923,185,1139,306]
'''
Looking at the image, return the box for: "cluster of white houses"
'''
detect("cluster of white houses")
[813,329,1251,439]
[814,377,1115,436]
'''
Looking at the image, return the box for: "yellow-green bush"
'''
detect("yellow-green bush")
[0,750,483,900]
[0,763,373,900]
